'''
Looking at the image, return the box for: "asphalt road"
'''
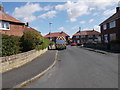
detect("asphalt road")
[2,50,57,88]
[25,46,118,88]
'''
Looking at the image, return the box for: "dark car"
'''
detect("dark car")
[71,43,77,46]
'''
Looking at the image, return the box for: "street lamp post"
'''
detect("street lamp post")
[49,22,52,33]
[79,27,81,44]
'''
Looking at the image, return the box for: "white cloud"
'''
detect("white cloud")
[32,26,39,30]
[12,3,42,22]
[89,19,94,23]
[6,11,9,14]
[55,1,89,22]
[58,27,70,33]
[55,0,119,22]
[83,28,90,30]
[43,5,53,11]
[103,9,116,16]
[72,25,79,30]
[89,8,95,11]
[39,11,57,19]
[41,32,48,36]
[93,25,100,32]
[80,21,86,24]
[93,12,99,16]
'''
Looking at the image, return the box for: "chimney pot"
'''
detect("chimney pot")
[116,7,120,12]
[26,22,29,27]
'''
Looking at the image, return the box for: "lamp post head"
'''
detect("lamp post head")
[49,22,52,24]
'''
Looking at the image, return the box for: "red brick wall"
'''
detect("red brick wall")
[1,22,25,36]
[100,18,120,43]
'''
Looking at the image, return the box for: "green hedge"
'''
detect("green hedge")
[83,43,108,50]
[2,34,21,56]
[1,31,50,56]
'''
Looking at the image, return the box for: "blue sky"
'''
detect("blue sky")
[2,0,119,37]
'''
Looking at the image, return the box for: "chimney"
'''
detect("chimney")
[116,7,120,12]
[60,31,63,34]
[49,32,51,35]
[26,22,29,27]
[0,4,4,12]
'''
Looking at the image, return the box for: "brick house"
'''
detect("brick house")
[0,5,38,36]
[44,31,70,43]
[99,6,120,43]
[72,30,100,44]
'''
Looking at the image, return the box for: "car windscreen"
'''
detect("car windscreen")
[56,40,66,44]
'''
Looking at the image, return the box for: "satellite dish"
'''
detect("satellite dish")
[118,1,120,7]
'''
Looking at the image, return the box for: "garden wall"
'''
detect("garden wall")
[0,48,48,73]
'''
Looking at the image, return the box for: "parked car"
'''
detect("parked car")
[71,43,77,46]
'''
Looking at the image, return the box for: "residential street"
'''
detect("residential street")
[25,46,118,88]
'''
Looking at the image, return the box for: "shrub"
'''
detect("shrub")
[51,41,55,45]
[110,40,120,44]
[35,38,50,50]
[21,31,43,51]
[2,34,21,56]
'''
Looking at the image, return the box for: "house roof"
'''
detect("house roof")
[44,32,70,38]
[24,26,37,32]
[0,11,24,24]
[73,30,100,36]
[99,10,120,25]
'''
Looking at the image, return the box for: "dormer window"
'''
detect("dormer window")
[0,21,10,30]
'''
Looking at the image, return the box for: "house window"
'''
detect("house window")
[104,34,108,43]
[77,40,80,43]
[81,35,85,38]
[109,21,116,28]
[0,21,10,30]
[76,36,79,38]
[103,24,107,30]
[110,33,116,41]
[95,35,98,37]
[88,35,93,38]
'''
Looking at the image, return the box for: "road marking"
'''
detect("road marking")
[13,50,58,90]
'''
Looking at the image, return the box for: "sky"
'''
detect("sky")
[2,0,120,37]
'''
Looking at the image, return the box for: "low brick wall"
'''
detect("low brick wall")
[0,48,48,73]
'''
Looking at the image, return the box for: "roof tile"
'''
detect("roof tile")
[44,32,70,37]
[73,30,100,36]
[0,11,24,24]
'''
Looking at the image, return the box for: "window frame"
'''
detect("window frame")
[76,36,79,38]
[0,21,10,30]
[109,21,116,28]
[103,24,107,30]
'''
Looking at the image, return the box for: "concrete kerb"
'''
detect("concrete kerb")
[13,50,58,89]
[79,46,119,56]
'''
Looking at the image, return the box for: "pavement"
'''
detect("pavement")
[2,50,57,89]
[79,46,119,57]
[25,46,118,88]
